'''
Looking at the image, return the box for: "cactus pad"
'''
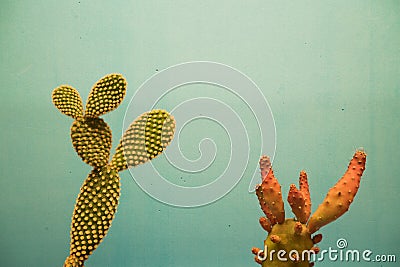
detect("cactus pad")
[287,184,308,224]
[307,150,366,234]
[256,185,277,226]
[287,171,311,224]
[258,155,285,224]
[111,109,176,172]
[66,166,120,266]
[52,85,84,119]
[299,171,311,221]
[71,117,112,168]
[85,73,127,118]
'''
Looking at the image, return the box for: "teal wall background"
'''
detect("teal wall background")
[1,1,399,266]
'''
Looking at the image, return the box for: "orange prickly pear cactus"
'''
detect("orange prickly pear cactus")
[52,74,176,267]
[252,150,367,267]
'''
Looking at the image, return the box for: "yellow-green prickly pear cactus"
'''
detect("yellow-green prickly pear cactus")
[52,73,176,267]
[252,151,366,267]
[110,109,176,172]
[52,74,126,168]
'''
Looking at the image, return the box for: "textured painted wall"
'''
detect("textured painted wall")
[1,1,399,266]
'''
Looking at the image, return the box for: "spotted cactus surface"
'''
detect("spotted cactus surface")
[52,74,176,267]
